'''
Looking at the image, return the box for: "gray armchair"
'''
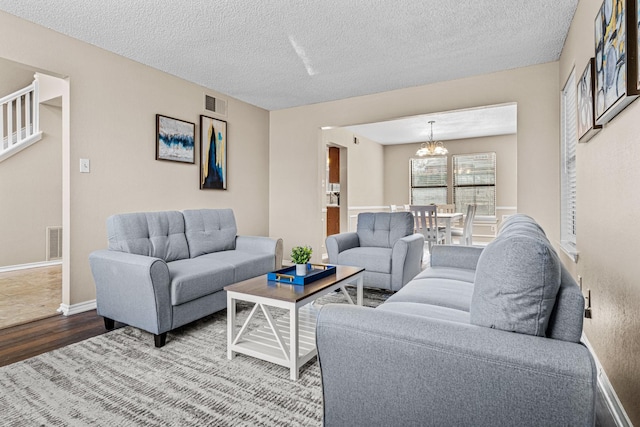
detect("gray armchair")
[325,212,424,291]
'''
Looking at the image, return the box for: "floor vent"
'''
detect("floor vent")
[46,226,62,261]
[204,94,227,117]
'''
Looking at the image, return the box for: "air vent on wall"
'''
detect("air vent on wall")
[46,226,62,261]
[204,94,227,117]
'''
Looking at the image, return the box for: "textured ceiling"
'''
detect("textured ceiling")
[0,1,578,111]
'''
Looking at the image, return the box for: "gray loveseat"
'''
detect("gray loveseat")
[316,214,597,426]
[325,212,424,291]
[89,208,282,347]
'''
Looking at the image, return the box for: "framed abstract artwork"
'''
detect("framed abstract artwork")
[594,0,639,125]
[156,114,195,163]
[577,58,602,142]
[200,115,227,190]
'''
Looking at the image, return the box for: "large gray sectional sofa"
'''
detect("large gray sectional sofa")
[316,214,597,426]
[89,208,282,347]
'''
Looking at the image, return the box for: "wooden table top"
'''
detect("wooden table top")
[224,264,364,303]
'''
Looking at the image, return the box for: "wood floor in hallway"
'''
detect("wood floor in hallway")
[0,265,62,329]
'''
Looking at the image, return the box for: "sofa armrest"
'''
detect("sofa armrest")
[390,233,425,291]
[325,232,360,264]
[89,250,172,335]
[316,304,596,427]
[236,236,283,269]
[430,244,484,270]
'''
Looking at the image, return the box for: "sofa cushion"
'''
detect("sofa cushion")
[377,302,470,324]
[338,247,392,274]
[414,266,476,284]
[357,212,413,248]
[386,277,474,312]
[499,214,546,236]
[546,267,585,343]
[183,209,237,257]
[470,230,561,337]
[107,211,189,262]
[168,258,235,305]
[197,250,274,283]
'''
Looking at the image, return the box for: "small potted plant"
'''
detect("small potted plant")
[291,245,313,276]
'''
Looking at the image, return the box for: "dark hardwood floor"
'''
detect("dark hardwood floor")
[0,310,106,367]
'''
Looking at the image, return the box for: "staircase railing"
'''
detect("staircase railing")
[0,77,43,163]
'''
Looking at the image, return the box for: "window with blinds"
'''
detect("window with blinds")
[410,157,447,205]
[453,153,496,216]
[561,69,577,252]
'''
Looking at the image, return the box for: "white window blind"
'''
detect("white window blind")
[561,69,577,250]
[453,153,496,216]
[410,157,447,205]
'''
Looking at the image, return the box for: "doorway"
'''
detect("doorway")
[326,146,341,236]
[0,58,68,328]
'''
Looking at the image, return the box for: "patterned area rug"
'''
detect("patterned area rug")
[0,288,390,426]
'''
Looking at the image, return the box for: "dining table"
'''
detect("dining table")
[435,211,463,244]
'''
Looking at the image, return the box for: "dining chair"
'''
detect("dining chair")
[451,204,477,245]
[409,205,445,250]
[437,204,455,214]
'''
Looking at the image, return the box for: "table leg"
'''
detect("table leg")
[289,305,299,380]
[444,219,452,244]
[227,294,236,360]
[356,274,364,306]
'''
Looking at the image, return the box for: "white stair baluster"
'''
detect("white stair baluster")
[25,91,31,138]
[16,95,22,143]
[1,103,4,150]
[7,99,12,146]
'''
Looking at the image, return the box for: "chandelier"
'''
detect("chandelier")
[416,120,448,156]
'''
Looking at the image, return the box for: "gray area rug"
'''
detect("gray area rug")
[0,288,390,426]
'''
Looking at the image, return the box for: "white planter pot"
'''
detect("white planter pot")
[296,263,308,276]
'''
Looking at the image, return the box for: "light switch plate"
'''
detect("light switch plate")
[80,158,90,173]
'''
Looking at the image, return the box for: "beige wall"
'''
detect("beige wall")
[560,0,640,422]
[0,103,62,266]
[271,63,559,262]
[0,11,270,305]
[0,59,62,267]
[0,58,33,94]
[383,134,517,212]
[321,128,384,208]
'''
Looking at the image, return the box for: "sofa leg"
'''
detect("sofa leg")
[154,333,167,348]
[103,317,115,331]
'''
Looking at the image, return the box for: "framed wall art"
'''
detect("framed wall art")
[577,58,602,142]
[200,115,227,190]
[594,0,639,125]
[156,114,195,163]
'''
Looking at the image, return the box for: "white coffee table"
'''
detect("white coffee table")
[224,265,364,380]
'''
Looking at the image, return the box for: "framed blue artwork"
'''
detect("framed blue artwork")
[156,114,195,163]
[200,115,227,190]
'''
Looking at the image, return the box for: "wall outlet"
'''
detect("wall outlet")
[584,289,592,319]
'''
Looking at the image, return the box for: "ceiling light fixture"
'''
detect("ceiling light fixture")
[416,120,448,156]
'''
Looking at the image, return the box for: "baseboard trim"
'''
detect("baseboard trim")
[0,260,62,273]
[582,333,633,427]
[57,300,96,316]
